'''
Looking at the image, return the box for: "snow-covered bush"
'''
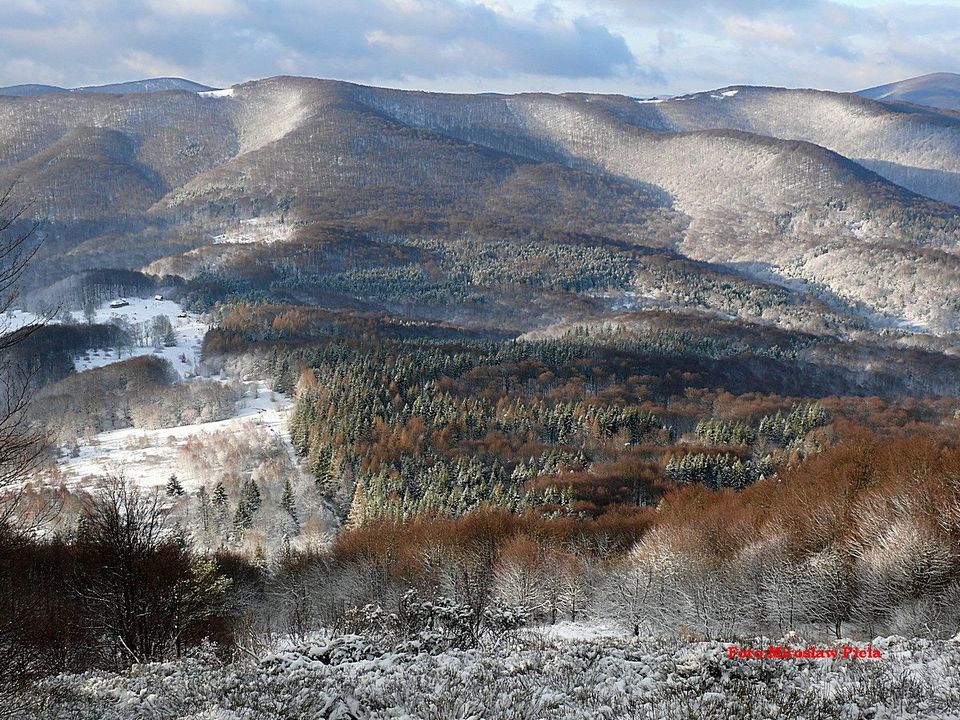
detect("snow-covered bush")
[24,633,960,720]
[341,589,528,650]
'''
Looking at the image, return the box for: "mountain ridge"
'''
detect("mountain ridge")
[858,72,960,109]
[2,74,960,334]
[0,77,216,97]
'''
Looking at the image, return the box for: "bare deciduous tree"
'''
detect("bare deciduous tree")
[0,185,47,717]
[78,480,230,666]
[0,186,46,526]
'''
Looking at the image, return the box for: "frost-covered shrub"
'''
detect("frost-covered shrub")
[265,634,382,667]
[24,634,960,720]
[341,589,528,650]
[482,602,528,634]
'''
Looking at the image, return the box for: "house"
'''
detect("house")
[154,294,164,301]
[109,299,129,309]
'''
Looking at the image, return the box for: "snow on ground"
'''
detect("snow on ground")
[51,380,293,491]
[10,295,301,492]
[4,297,207,378]
[198,87,234,98]
[29,633,960,720]
[2,308,44,332]
[73,297,207,379]
[211,216,294,245]
[534,620,621,642]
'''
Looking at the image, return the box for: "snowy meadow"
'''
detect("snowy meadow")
[28,632,960,720]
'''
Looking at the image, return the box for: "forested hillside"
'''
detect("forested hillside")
[3,75,960,334]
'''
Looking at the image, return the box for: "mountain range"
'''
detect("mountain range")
[1,74,959,336]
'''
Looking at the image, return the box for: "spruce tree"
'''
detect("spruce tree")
[240,479,262,515]
[229,479,262,540]
[233,503,251,539]
[211,481,229,532]
[281,477,298,528]
[312,444,337,494]
[347,477,368,527]
[253,544,267,568]
[196,486,211,532]
[212,481,228,509]
[166,474,185,497]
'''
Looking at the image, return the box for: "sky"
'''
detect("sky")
[2,0,960,95]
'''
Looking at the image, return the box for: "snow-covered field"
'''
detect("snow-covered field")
[11,296,299,492]
[4,297,207,378]
[198,87,234,98]
[51,380,293,491]
[78,297,207,378]
[211,216,294,245]
[26,632,960,720]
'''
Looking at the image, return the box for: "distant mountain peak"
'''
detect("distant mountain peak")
[0,83,68,97]
[0,77,217,97]
[857,72,960,109]
[74,77,216,95]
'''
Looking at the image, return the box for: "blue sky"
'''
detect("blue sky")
[2,0,960,94]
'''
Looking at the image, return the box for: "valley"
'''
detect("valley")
[2,71,960,719]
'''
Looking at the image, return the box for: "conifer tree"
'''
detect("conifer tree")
[240,478,262,515]
[347,477,368,527]
[166,474,184,497]
[253,544,267,568]
[212,481,229,530]
[281,476,298,529]
[232,503,251,540]
[196,486,211,532]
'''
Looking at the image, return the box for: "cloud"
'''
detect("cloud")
[241,1,646,81]
[0,0,959,95]
[146,0,240,17]
[565,0,960,92]
[721,16,798,44]
[117,50,190,79]
[0,0,651,90]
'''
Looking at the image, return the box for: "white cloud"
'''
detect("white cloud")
[146,0,239,16]
[365,29,421,52]
[0,0,958,96]
[721,16,798,45]
[0,0,649,89]
[117,50,189,78]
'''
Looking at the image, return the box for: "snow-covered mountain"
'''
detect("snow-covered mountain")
[74,77,216,94]
[858,72,960,109]
[0,77,215,96]
[0,83,68,97]
[2,75,960,333]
